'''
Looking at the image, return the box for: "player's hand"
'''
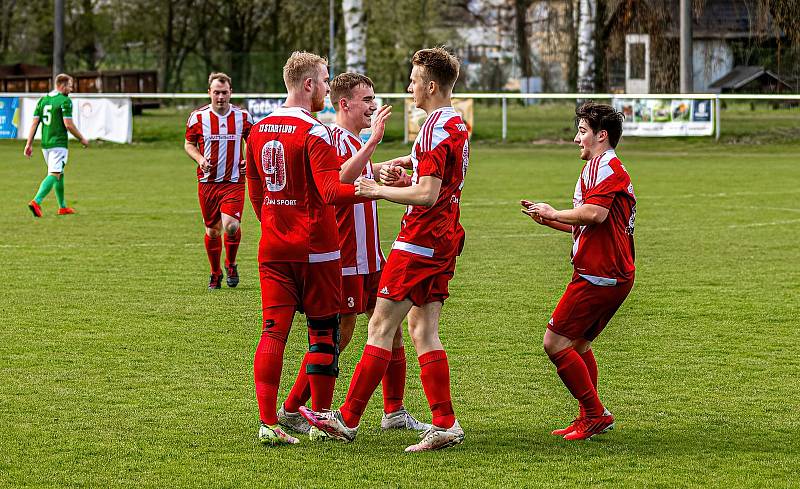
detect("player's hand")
[80,137,89,148]
[380,163,410,187]
[528,201,558,221]
[380,163,400,185]
[367,105,392,145]
[198,157,211,172]
[391,154,412,169]
[24,144,32,158]
[355,177,381,199]
[521,199,548,225]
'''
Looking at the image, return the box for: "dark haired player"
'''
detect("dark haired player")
[521,102,636,441]
[300,47,469,452]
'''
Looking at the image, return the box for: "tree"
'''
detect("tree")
[576,0,596,92]
[514,0,535,78]
[343,0,367,73]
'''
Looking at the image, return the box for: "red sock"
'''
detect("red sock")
[580,349,598,389]
[283,355,310,413]
[253,336,285,425]
[254,306,294,425]
[204,234,222,274]
[224,228,241,267]
[419,350,455,429]
[549,347,604,417]
[382,347,407,413]
[308,361,336,412]
[340,345,391,428]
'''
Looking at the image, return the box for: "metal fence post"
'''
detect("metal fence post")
[715,94,721,141]
[403,98,409,144]
[502,95,507,141]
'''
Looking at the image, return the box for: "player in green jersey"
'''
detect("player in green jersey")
[23,73,88,217]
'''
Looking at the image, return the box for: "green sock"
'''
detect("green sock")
[54,174,66,208]
[34,175,58,204]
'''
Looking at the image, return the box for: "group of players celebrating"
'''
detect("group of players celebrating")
[22,46,635,452]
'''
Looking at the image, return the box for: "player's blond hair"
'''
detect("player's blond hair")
[54,73,73,87]
[412,47,460,92]
[283,51,327,90]
[208,72,232,88]
[330,72,374,106]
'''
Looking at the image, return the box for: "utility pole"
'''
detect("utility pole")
[53,0,65,79]
[329,0,335,78]
[680,0,693,93]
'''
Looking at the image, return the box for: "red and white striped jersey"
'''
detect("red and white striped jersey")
[330,124,386,275]
[571,149,636,285]
[393,106,468,260]
[186,104,253,183]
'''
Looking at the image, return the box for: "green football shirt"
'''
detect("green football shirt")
[33,90,73,149]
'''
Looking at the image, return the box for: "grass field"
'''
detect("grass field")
[1,117,799,488]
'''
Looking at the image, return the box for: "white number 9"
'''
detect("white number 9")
[262,140,287,192]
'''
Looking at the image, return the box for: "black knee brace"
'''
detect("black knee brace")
[306,315,340,377]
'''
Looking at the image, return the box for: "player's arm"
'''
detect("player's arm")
[63,118,88,147]
[529,201,609,226]
[184,139,211,172]
[339,105,392,183]
[315,168,373,206]
[356,175,441,207]
[23,117,40,158]
[245,140,263,221]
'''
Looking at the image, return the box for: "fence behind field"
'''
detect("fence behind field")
[3,92,799,143]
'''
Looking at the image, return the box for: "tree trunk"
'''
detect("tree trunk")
[565,0,579,92]
[514,0,534,78]
[159,0,175,92]
[343,0,367,73]
[577,0,596,93]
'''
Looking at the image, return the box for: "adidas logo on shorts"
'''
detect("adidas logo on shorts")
[380,286,389,295]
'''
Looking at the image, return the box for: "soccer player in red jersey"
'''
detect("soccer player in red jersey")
[277,73,429,435]
[521,102,636,441]
[185,72,253,290]
[246,52,370,446]
[300,47,470,452]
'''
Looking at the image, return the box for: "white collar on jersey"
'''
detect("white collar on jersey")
[426,106,456,116]
[272,106,312,117]
[210,106,233,119]
[331,123,361,141]
[48,90,60,97]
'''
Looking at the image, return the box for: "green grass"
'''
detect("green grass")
[1,128,799,488]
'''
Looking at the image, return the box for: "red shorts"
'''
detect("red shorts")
[259,260,341,319]
[377,250,456,306]
[548,273,634,341]
[198,182,245,227]
[340,271,381,315]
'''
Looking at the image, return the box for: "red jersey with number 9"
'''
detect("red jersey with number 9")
[246,107,342,263]
[392,106,468,261]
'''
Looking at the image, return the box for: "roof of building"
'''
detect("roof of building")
[708,65,792,90]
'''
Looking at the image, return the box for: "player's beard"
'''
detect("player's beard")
[311,88,326,112]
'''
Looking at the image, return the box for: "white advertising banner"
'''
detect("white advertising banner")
[19,96,133,143]
[612,97,714,137]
